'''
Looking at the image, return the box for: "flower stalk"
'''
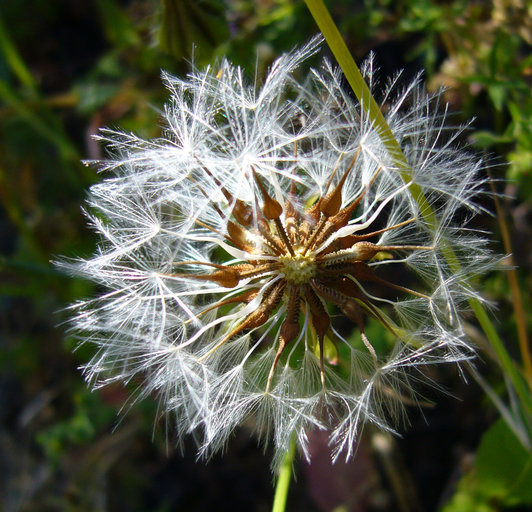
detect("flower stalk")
[304,0,532,418]
[272,435,296,512]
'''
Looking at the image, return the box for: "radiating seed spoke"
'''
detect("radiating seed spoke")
[197,281,286,362]
[185,288,260,323]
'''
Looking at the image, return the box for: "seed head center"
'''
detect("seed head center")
[280,251,316,285]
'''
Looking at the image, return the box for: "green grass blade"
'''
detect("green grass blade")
[0,15,37,92]
[304,0,532,418]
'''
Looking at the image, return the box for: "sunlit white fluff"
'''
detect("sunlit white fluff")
[59,37,494,468]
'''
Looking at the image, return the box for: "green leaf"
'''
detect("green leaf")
[487,85,506,112]
[159,0,229,61]
[471,130,513,148]
[475,418,532,505]
[96,0,140,47]
[75,82,120,115]
[443,418,532,512]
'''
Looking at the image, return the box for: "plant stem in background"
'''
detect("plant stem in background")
[490,179,532,389]
[0,15,37,93]
[304,0,532,419]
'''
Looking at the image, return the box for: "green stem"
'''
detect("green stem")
[490,180,532,388]
[304,0,532,418]
[0,15,37,92]
[272,436,296,512]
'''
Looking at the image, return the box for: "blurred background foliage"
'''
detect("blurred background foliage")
[0,1,530,511]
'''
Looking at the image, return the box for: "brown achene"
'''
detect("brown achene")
[172,159,431,392]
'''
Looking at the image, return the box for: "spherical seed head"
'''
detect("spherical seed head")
[280,253,317,284]
[59,37,496,469]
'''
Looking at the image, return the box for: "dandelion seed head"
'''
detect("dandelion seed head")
[59,37,495,468]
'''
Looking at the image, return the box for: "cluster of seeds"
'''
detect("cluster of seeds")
[175,161,431,393]
[62,39,492,464]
